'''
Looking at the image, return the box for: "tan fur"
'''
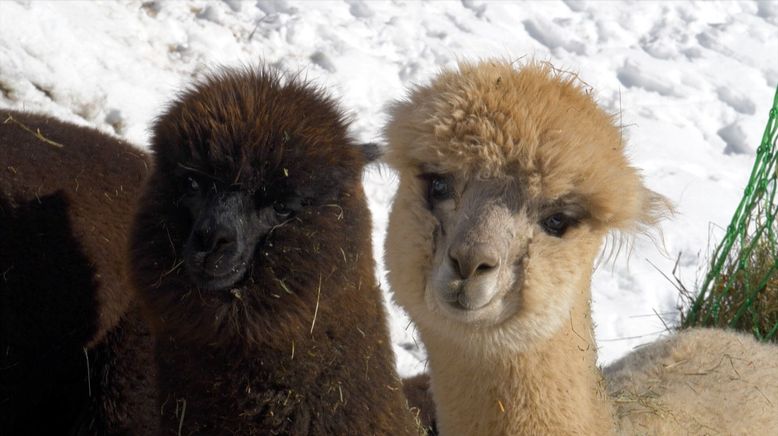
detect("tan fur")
[606,328,778,436]
[385,61,667,233]
[384,60,778,436]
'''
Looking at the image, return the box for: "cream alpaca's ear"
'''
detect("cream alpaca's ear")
[622,186,675,260]
[636,186,674,231]
[598,183,673,265]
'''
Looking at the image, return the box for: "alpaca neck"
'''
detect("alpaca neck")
[424,287,615,436]
[155,334,303,433]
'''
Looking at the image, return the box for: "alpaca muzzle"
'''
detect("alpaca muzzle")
[429,243,508,318]
[426,196,521,322]
[439,242,503,311]
[183,192,259,291]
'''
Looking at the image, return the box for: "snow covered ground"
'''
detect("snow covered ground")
[1,0,776,376]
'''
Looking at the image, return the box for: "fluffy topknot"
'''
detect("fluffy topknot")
[385,60,667,231]
[151,67,363,192]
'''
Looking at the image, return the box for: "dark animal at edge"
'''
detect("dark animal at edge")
[0,110,156,435]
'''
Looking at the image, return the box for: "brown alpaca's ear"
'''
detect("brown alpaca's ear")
[359,142,382,163]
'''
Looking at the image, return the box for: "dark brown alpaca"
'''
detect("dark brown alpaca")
[0,110,157,434]
[129,67,421,435]
[402,374,437,435]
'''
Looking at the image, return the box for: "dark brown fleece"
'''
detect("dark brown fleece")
[0,110,156,435]
[129,67,421,435]
[402,374,437,435]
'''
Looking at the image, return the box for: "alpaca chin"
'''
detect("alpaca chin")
[424,274,516,327]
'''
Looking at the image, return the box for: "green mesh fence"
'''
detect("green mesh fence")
[682,86,778,339]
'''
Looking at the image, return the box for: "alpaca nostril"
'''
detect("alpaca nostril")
[475,260,497,274]
[208,230,236,255]
[213,235,231,252]
[449,244,500,280]
[192,229,209,252]
[193,224,236,255]
[448,252,463,278]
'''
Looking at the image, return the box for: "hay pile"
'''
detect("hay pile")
[682,88,778,340]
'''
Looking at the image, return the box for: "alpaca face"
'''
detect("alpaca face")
[177,171,292,292]
[390,165,605,346]
[130,68,369,347]
[385,61,667,353]
[420,173,593,327]
[422,175,520,325]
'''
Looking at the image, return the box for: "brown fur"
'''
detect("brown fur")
[402,374,437,435]
[129,67,421,435]
[0,110,156,434]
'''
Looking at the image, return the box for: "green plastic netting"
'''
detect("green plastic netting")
[682,86,778,339]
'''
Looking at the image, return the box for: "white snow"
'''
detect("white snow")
[1,0,776,376]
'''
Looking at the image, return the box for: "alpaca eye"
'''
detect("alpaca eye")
[273,201,293,218]
[184,176,201,195]
[541,213,573,237]
[429,176,452,202]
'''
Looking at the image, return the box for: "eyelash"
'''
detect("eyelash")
[419,173,454,206]
[416,171,581,237]
[179,171,219,197]
[540,212,577,237]
[272,201,293,218]
[184,175,201,194]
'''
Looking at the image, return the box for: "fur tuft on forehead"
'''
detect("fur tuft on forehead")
[385,60,668,231]
[150,66,363,191]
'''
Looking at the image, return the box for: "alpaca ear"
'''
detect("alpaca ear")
[358,142,383,163]
[604,186,673,264]
[636,186,674,230]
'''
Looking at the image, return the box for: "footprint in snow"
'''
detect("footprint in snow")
[222,0,241,13]
[718,122,752,156]
[716,87,756,115]
[461,0,487,19]
[196,5,222,24]
[256,0,295,16]
[523,19,585,55]
[346,0,373,19]
[310,51,336,73]
[616,62,679,97]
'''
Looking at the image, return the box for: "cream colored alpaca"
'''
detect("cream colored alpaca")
[383,60,778,436]
[606,328,778,435]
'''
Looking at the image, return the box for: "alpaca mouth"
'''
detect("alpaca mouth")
[424,258,508,320]
[196,269,249,291]
[183,243,257,291]
[425,280,508,326]
[185,257,252,291]
[439,280,493,311]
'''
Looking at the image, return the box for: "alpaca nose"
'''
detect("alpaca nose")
[448,243,500,280]
[192,219,236,256]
